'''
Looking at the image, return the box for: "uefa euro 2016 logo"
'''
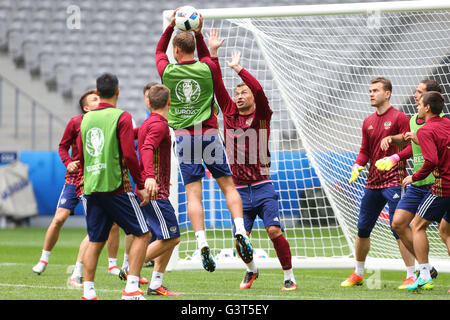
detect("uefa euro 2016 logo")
[85,128,104,157]
[175,79,201,104]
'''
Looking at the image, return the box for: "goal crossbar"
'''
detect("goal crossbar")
[163,0,450,21]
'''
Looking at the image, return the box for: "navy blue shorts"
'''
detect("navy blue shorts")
[56,184,79,212]
[396,184,432,214]
[234,181,282,234]
[141,199,180,240]
[417,191,450,223]
[80,192,150,242]
[175,133,232,185]
[358,186,402,239]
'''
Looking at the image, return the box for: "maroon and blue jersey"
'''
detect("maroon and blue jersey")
[59,114,83,186]
[412,116,450,197]
[355,106,409,189]
[137,112,171,200]
[212,58,273,186]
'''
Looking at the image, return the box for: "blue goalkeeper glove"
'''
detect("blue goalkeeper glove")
[348,164,364,184]
[375,154,400,171]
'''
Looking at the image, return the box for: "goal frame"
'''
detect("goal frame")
[163,0,450,272]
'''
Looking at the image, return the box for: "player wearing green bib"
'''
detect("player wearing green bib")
[81,107,125,194]
[77,73,150,300]
[162,62,214,130]
[375,80,441,288]
[155,9,253,273]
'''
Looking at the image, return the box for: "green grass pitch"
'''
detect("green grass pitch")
[0,227,449,301]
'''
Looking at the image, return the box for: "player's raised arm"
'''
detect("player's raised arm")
[228,51,271,119]
[155,9,178,77]
[226,50,243,74]
[206,28,225,58]
[206,28,235,115]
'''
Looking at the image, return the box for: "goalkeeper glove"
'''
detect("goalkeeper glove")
[374,154,400,171]
[348,164,364,184]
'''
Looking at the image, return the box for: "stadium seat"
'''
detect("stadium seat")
[0,0,413,125]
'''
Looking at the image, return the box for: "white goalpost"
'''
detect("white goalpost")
[164,1,450,272]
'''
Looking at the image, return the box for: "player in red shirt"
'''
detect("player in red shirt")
[342,77,416,287]
[32,90,123,284]
[375,80,441,287]
[134,84,181,297]
[207,29,297,291]
[155,10,253,272]
[402,91,450,290]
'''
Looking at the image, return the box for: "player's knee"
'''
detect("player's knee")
[217,176,238,196]
[357,228,371,238]
[52,215,68,228]
[439,222,450,239]
[266,226,282,239]
[391,219,403,234]
[411,218,428,232]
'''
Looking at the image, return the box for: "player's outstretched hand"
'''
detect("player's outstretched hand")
[227,51,243,73]
[375,154,399,171]
[348,164,364,184]
[206,28,225,57]
[402,175,413,188]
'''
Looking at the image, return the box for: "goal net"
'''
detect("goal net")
[165,1,450,271]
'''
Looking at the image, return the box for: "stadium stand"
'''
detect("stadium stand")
[0,0,393,133]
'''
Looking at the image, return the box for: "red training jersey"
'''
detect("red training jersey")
[58,114,83,186]
[212,57,273,185]
[355,106,409,189]
[412,116,450,197]
[136,112,171,200]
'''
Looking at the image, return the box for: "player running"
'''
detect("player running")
[155,8,253,272]
[207,28,297,291]
[342,77,416,288]
[401,91,450,290]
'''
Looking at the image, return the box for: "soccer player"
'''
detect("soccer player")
[342,77,416,287]
[136,84,181,296]
[375,80,442,287]
[155,9,253,272]
[32,90,122,281]
[401,91,450,290]
[120,82,159,273]
[77,73,150,300]
[206,29,297,291]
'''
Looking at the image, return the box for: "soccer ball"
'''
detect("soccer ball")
[175,6,200,32]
